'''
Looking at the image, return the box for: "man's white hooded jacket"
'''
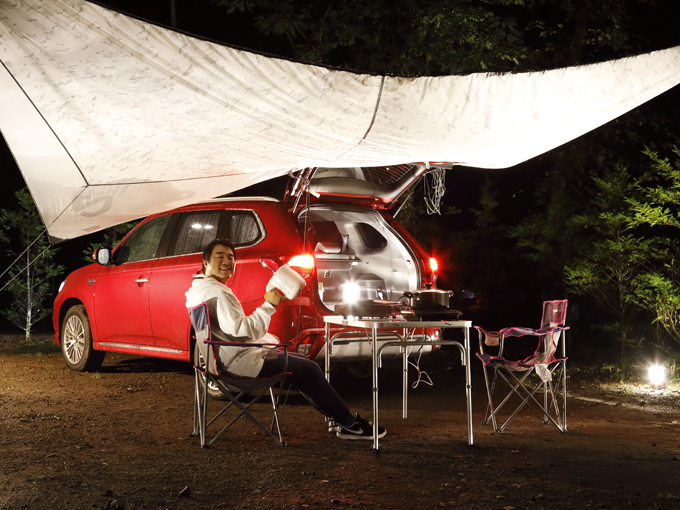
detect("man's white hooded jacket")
[185,276,277,377]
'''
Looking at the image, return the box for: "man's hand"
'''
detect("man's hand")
[264,288,286,307]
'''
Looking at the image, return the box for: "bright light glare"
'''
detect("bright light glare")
[648,365,666,386]
[288,254,315,269]
[342,282,361,303]
[191,223,213,229]
[430,258,438,272]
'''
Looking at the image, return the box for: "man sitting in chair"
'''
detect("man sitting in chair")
[185,238,386,440]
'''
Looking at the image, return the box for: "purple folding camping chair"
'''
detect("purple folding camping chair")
[475,300,568,433]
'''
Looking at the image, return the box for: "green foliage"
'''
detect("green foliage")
[509,162,583,298]
[0,189,64,340]
[217,0,659,75]
[621,147,680,349]
[563,165,654,348]
[7,335,61,356]
[628,147,680,230]
[629,267,680,347]
[219,0,533,75]
[81,222,138,263]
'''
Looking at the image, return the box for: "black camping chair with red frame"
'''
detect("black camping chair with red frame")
[188,302,293,447]
[475,300,569,433]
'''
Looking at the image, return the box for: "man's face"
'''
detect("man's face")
[204,244,235,284]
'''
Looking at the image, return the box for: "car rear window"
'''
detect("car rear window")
[228,211,263,247]
[113,215,171,264]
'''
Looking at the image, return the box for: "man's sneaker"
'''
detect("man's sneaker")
[336,414,386,440]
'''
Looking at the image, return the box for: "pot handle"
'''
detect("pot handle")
[402,291,413,298]
[448,290,454,297]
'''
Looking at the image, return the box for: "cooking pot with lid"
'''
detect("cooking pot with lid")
[402,284,453,311]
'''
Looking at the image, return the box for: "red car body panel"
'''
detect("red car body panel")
[92,260,156,346]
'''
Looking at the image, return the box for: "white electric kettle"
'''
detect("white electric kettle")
[266,264,306,300]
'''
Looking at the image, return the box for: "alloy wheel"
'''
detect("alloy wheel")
[63,315,85,364]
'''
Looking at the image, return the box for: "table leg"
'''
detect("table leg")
[402,328,408,419]
[324,321,331,383]
[324,321,334,433]
[372,327,379,450]
[464,326,474,445]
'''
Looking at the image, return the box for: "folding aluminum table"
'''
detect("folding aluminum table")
[323,316,473,450]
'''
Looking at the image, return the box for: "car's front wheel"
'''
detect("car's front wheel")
[61,305,105,372]
[193,341,229,400]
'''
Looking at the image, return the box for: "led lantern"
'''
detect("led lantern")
[648,365,666,389]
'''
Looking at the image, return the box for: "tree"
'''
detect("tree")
[216,0,532,75]
[626,147,680,350]
[0,189,64,340]
[81,221,138,263]
[564,165,655,352]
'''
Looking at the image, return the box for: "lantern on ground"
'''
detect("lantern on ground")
[648,365,666,389]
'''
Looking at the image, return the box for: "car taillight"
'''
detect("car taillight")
[287,254,315,279]
[428,257,438,287]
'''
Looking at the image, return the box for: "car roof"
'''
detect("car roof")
[197,196,280,204]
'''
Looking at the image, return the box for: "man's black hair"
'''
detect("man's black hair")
[202,238,236,274]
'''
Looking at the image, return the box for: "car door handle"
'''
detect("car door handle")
[135,277,149,283]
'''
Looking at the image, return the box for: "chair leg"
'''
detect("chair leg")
[505,368,566,432]
[493,369,544,432]
[270,382,289,436]
[193,369,208,448]
[208,387,285,446]
[268,387,285,445]
[562,360,568,432]
[480,362,499,432]
[484,365,567,434]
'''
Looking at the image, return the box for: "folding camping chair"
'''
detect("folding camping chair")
[188,302,292,447]
[475,300,568,434]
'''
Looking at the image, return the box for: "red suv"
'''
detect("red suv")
[53,165,441,372]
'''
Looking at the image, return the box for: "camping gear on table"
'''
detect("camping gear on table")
[401,284,453,311]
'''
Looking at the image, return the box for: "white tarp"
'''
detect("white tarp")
[1,0,680,241]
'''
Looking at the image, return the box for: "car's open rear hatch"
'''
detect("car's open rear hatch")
[284,164,429,210]
[296,205,420,312]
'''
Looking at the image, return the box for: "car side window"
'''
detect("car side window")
[113,215,171,264]
[227,211,263,247]
[167,210,223,256]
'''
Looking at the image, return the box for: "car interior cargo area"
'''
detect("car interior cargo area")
[299,207,419,312]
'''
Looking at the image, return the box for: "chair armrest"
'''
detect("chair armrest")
[500,325,568,337]
[475,326,504,356]
[205,340,294,349]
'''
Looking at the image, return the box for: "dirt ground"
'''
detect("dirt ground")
[1,334,680,510]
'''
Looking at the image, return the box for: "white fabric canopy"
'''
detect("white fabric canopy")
[1,0,680,241]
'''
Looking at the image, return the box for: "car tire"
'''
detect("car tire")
[193,341,229,401]
[61,305,106,372]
